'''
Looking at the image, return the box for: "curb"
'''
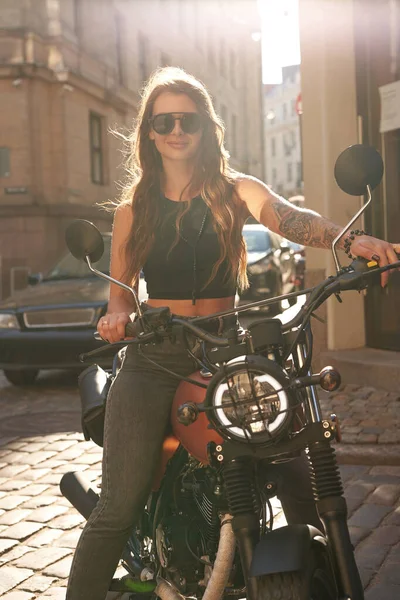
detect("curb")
[335,443,400,466]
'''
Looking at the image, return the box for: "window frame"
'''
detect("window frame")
[89,112,104,186]
[287,162,293,182]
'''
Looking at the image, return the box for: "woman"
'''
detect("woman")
[67,67,399,599]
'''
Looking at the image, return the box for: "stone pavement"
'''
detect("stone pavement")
[320,383,400,445]
[0,370,399,598]
[320,383,400,466]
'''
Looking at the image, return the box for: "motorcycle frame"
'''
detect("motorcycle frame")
[76,186,379,599]
[81,269,366,600]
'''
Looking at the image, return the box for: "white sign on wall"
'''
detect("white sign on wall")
[379,80,400,133]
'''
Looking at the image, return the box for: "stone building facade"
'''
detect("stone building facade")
[263,65,303,198]
[0,0,263,299]
[299,0,400,362]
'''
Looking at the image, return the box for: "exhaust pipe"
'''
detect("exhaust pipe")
[60,471,100,519]
[155,515,235,600]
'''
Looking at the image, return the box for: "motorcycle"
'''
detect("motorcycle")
[60,145,398,600]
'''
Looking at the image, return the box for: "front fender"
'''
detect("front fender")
[250,524,326,577]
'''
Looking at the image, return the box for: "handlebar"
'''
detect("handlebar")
[126,316,229,346]
[281,256,400,332]
[85,256,400,363]
[83,314,231,362]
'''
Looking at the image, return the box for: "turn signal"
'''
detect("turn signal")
[319,366,341,392]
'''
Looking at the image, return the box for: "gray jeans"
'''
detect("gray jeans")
[66,336,320,600]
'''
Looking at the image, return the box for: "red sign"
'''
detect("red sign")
[295,92,303,116]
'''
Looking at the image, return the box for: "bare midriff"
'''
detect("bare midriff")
[146,296,236,317]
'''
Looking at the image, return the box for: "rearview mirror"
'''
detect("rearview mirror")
[334,144,384,196]
[65,220,104,263]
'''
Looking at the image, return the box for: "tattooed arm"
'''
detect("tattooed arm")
[236,176,343,249]
[235,176,400,286]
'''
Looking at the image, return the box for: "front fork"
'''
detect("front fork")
[222,347,364,600]
[223,457,260,600]
[298,342,364,599]
[308,441,364,599]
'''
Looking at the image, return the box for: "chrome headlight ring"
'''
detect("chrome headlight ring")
[205,355,294,445]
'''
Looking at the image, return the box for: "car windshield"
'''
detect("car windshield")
[44,237,111,281]
[243,229,272,253]
[288,241,304,252]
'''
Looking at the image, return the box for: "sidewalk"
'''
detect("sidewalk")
[320,383,400,465]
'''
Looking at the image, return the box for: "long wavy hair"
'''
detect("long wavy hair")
[116,66,249,291]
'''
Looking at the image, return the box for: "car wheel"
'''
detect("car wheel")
[3,369,39,386]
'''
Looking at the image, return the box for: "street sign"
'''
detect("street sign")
[379,80,400,133]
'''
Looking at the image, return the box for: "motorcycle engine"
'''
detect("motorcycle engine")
[158,464,227,595]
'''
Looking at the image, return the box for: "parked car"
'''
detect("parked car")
[0,234,147,386]
[238,224,298,313]
[287,240,306,290]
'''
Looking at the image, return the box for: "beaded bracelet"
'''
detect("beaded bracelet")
[343,229,370,258]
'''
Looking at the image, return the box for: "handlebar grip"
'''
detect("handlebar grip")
[125,320,138,337]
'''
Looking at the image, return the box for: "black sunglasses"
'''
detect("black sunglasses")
[149,112,203,135]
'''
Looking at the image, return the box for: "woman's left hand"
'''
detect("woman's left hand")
[349,235,400,287]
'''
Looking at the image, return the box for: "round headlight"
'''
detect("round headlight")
[205,355,293,444]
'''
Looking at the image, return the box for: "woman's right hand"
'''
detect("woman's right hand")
[97,312,131,343]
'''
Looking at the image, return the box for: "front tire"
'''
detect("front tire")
[3,369,39,386]
[257,544,337,600]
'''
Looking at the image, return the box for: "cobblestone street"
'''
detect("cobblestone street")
[0,370,399,599]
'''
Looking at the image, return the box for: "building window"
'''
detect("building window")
[138,32,149,84]
[231,114,237,157]
[297,161,302,184]
[283,133,291,156]
[271,137,276,157]
[0,148,10,177]
[230,50,236,87]
[291,98,296,116]
[272,168,277,186]
[219,39,226,77]
[287,162,292,182]
[283,103,287,120]
[89,113,104,185]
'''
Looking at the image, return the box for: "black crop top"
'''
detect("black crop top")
[142,194,237,303]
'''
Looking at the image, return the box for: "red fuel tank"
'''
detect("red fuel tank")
[171,370,223,464]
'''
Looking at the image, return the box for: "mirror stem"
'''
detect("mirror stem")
[85,256,143,318]
[332,185,372,272]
